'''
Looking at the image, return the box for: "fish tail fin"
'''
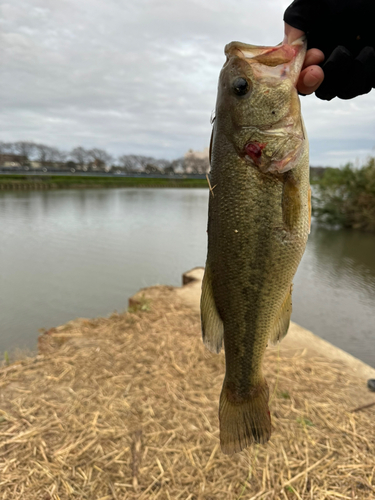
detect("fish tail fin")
[219,379,271,455]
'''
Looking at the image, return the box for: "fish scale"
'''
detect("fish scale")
[201,38,311,455]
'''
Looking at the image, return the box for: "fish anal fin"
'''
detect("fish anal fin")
[200,264,224,354]
[269,284,292,345]
[219,379,271,455]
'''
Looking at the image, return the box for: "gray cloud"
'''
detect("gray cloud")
[0,0,374,165]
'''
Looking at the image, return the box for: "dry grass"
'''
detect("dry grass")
[0,285,374,500]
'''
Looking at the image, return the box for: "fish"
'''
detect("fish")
[200,38,311,455]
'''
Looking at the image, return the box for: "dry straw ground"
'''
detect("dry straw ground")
[0,285,374,500]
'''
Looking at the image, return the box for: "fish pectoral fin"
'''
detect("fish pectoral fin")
[282,172,301,230]
[269,284,292,345]
[200,264,224,354]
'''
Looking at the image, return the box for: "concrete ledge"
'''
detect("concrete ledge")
[176,267,375,380]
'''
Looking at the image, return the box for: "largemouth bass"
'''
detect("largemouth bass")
[201,38,311,455]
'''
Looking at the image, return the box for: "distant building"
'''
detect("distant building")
[30,160,68,170]
[0,154,28,167]
[185,147,209,161]
[184,147,210,174]
[30,161,42,169]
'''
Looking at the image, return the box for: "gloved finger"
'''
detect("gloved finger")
[344,46,375,98]
[357,46,375,88]
[315,46,352,100]
[316,45,375,100]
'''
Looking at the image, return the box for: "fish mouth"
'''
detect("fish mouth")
[242,128,304,174]
[225,38,306,86]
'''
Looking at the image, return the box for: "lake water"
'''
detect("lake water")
[0,188,374,368]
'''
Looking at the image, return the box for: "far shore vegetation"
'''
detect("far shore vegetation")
[312,157,375,232]
[0,175,208,189]
[1,141,375,232]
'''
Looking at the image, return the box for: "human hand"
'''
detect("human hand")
[283,0,375,100]
[284,23,325,95]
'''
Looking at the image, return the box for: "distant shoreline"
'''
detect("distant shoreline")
[0,174,208,190]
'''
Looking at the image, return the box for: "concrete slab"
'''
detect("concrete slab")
[176,267,375,381]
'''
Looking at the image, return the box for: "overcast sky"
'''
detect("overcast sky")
[1,0,374,166]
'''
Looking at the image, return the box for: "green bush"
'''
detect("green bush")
[312,157,375,232]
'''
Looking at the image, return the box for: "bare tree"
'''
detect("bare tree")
[0,142,12,166]
[170,157,184,173]
[34,144,66,166]
[53,148,67,163]
[13,142,36,163]
[88,148,112,170]
[183,155,209,174]
[35,144,51,163]
[69,147,90,168]
[116,158,133,173]
[189,157,209,174]
[0,141,208,175]
[152,158,171,170]
[118,155,140,172]
[0,142,14,155]
[35,144,66,165]
[117,154,162,172]
[164,164,175,174]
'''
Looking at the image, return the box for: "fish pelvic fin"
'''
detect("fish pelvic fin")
[200,264,224,353]
[219,379,271,455]
[269,284,293,345]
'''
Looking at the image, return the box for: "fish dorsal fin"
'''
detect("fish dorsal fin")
[269,284,293,345]
[200,264,224,353]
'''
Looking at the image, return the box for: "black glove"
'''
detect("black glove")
[284,0,375,100]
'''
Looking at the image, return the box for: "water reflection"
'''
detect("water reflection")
[0,189,374,367]
[310,226,375,297]
[293,223,375,367]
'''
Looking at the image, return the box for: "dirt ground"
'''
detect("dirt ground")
[0,271,374,499]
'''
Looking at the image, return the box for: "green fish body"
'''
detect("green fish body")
[201,39,311,455]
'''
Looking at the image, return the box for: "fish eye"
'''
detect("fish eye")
[232,77,250,96]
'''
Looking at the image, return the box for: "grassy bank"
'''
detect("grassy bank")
[0,175,208,190]
[1,284,374,499]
